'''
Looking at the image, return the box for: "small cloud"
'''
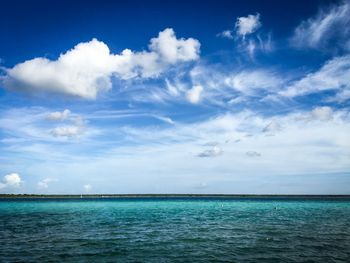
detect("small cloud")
[228,96,246,104]
[235,13,261,38]
[186,85,203,104]
[149,28,200,63]
[47,109,71,121]
[70,115,85,126]
[262,120,281,133]
[0,173,22,189]
[37,178,57,189]
[198,146,223,157]
[203,141,219,146]
[51,125,83,137]
[154,115,175,125]
[217,30,234,39]
[84,184,92,193]
[218,13,270,57]
[48,110,86,138]
[246,151,261,157]
[310,106,333,121]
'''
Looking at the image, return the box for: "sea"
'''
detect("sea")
[0,197,349,262]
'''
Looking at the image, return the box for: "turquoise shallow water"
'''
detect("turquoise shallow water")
[0,198,350,262]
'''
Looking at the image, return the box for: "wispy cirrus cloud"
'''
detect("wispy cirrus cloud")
[290,1,350,52]
[224,69,283,96]
[279,54,350,100]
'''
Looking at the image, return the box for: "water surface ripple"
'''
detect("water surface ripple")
[0,198,349,262]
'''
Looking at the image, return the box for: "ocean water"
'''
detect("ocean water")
[0,198,349,262]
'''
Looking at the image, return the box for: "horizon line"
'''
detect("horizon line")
[1,194,350,198]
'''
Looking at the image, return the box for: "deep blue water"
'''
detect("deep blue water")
[0,198,350,262]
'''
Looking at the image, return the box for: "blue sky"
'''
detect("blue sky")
[0,0,349,194]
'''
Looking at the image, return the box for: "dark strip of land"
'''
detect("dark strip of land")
[0,194,349,199]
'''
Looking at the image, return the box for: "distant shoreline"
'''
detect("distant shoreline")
[1,194,350,199]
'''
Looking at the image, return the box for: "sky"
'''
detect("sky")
[0,0,350,194]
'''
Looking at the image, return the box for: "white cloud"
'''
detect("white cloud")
[225,70,283,95]
[203,141,219,146]
[0,173,22,189]
[262,120,281,133]
[217,30,234,39]
[51,125,83,137]
[257,33,273,53]
[218,13,271,57]
[198,146,223,157]
[47,109,86,138]
[47,109,71,121]
[4,107,350,193]
[186,85,203,104]
[3,28,200,99]
[310,106,333,121]
[330,89,350,102]
[235,13,261,38]
[37,178,57,189]
[246,40,256,57]
[84,184,92,192]
[176,65,285,106]
[165,78,180,96]
[153,115,175,125]
[4,39,114,99]
[0,107,90,142]
[228,96,246,105]
[149,28,200,64]
[246,151,261,157]
[280,55,350,98]
[291,1,350,50]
